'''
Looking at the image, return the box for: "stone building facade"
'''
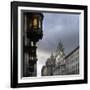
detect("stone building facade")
[41,46,79,76]
[65,47,79,75]
[41,54,55,76]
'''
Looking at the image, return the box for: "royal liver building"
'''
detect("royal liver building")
[41,42,79,76]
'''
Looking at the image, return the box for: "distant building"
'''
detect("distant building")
[41,54,55,76]
[53,57,66,75]
[41,46,79,76]
[41,66,48,76]
[65,47,79,75]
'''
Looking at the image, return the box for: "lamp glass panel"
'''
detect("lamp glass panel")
[33,18,38,28]
[39,20,41,28]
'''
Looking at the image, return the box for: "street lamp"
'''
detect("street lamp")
[26,13,43,41]
[24,12,43,76]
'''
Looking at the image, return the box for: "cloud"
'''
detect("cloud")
[37,12,79,76]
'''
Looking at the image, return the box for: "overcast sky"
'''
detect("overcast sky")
[37,12,80,77]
